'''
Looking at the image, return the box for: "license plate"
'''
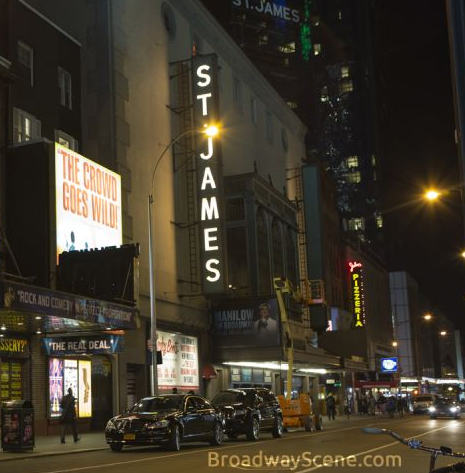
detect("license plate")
[124,434,136,440]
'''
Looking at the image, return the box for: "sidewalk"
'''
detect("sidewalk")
[0,431,108,462]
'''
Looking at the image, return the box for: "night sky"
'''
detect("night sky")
[377,0,465,328]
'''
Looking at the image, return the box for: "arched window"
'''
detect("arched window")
[257,209,271,295]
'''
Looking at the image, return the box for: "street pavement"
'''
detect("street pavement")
[1,413,464,472]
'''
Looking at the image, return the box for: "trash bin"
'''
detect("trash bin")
[1,400,34,452]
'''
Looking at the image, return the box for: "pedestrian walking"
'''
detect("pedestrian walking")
[326,392,336,420]
[60,388,80,443]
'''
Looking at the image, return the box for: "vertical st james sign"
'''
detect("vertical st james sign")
[192,54,227,294]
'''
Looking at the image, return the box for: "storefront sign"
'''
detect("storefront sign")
[42,335,124,356]
[0,338,29,358]
[192,54,226,295]
[155,331,199,390]
[1,281,139,329]
[55,143,122,260]
[212,298,280,347]
[380,357,398,373]
[231,0,300,23]
[349,261,365,328]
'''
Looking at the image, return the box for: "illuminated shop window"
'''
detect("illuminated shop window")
[346,156,359,168]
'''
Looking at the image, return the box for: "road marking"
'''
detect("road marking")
[295,420,464,472]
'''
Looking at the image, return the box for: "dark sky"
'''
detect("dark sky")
[378,0,465,328]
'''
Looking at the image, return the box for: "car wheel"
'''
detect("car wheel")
[168,424,181,451]
[210,422,224,446]
[272,416,284,438]
[227,432,238,440]
[246,417,260,441]
[109,443,123,452]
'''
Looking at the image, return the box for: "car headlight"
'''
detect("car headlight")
[105,419,117,431]
[428,406,436,412]
[146,419,170,429]
[450,407,458,412]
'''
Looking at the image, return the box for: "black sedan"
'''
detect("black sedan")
[429,398,461,419]
[105,394,224,451]
[211,388,283,441]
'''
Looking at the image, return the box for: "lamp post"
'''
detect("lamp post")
[148,124,218,396]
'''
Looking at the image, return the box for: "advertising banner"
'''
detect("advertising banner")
[212,298,281,347]
[0,338,29,358]
[78,360,92,417]
[55,143,122,260]
[156,331,199,390]
[1,281,139,330]
[380,357,398,373]
[349,261,366,328]
[49,358,64,419]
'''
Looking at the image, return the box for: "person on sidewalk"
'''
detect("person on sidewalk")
[60,388,80,444]
[325,392,336,420]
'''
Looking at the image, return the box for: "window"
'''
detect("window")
[17,41,33,86]
[376,214,383,228]
[312,15,320,26]
[338,9,342,20]
[320,86,329,102]
[13,108,41,143]
[346,171,361,184]
[278,42,296,54]
[314,44,322,56]
[348,218,365,232]
[257,209,271,295]
[259,34,268,45]
[341,66,350,78]
[55,130,78,151]
[340,80,353,93]
[250,97,258,125]
[371,154,377,166]
[58,67,72,109]
[233,76,243,113]
[286,100,298,109]
[266,111,273,143]
[346,156,359,168]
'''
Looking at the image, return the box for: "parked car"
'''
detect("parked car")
[211,388,283,441]
[105,394,224,452]
[429,397,461,419]
[413,394,437,414]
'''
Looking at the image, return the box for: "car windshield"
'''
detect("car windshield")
[212,391,255,406]
[414,396,434,402]
[130,396,183,413]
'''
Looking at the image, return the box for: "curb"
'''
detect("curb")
[0,446,108,462]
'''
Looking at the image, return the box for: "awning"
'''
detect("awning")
[202,364,217,380]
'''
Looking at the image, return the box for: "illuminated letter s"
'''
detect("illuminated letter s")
[197,65,211,87]
[206,259,221,282]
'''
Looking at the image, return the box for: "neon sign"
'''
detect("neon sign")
[349,260,365,328]
[192,54,226,294]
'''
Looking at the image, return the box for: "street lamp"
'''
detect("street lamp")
[148,124,219,396]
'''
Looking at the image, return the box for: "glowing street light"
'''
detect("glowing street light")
[148,123,219,396]
[425,189,440,201]
[440,330,448,337]
[423,313,433,321]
